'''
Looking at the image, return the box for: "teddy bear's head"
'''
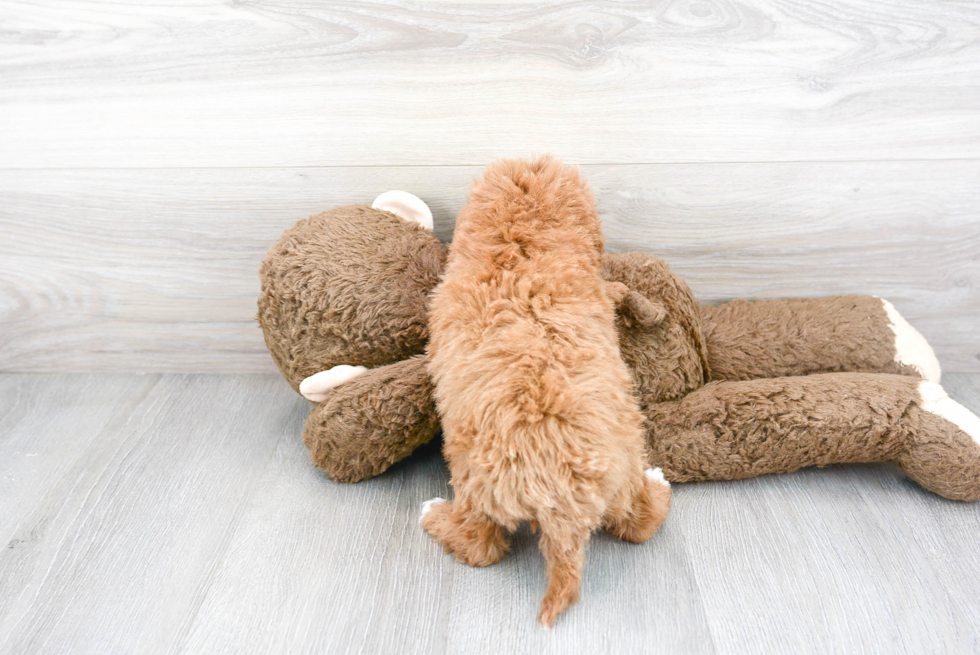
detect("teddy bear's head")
[257,194,445,395]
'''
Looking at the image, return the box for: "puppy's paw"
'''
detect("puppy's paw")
[420,497,447,524]
[645,467,670,488]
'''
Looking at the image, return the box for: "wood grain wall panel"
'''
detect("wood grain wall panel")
[1,161,977,372]
[1,0,979,167]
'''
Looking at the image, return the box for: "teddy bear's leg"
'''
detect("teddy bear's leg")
[896,382,980,500]
[605,467,672,544]
[303,355,440,483]
[419,496,510,567]
[645,372,980,501]
[700,296,940,383]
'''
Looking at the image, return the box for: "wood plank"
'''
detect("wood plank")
[0,374,298,654]
[183,374,980,654]
[2,373,980,652]
[0,373,156,547]
[1,162,977,372]
[442,508,715,653]
[179,438,457,654]
[178,434,714,653]
[1,0,980,168]
[678,464,979,652]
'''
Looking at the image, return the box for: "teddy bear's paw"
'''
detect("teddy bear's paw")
[299,365,369,402]
[919,381,980,445]
[372,190,434,231]
[879,298,941,383]
[645,467,670,488]
[420,497,447,524]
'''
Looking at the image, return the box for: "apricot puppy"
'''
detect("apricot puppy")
[421,156,671,627]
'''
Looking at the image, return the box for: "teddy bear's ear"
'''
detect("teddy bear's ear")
[621,291,667,327]
[372,191,434,231]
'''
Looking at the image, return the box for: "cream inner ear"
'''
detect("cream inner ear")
[371,190,434,231]
[299,365,369,402]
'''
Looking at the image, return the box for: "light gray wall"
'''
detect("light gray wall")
[1,0,978,372]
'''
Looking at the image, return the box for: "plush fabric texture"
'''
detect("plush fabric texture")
[646,373,979,500]
[257,204,444,393]
[423,156,669,626]
[701,296,919,381]
[601,253,709,406]
[257,164,980,503]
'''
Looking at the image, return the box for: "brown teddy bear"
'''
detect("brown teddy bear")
[257,187,980,501]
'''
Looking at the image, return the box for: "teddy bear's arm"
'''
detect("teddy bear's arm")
[699,295,940,383]
[303,355,439,483]
[644,372,980,501]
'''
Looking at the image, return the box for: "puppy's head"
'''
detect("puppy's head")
[454,155,603,265]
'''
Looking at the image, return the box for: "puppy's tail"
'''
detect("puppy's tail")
[537,519,589,628]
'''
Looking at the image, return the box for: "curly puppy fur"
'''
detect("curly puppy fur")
[423,156,670,627]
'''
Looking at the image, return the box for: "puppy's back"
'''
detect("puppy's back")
[429,156,643,513]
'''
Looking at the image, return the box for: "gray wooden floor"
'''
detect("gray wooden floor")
[2,373,979,654]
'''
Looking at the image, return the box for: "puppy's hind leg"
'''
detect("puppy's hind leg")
[420,497,510,567]
[607,467,672,544]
